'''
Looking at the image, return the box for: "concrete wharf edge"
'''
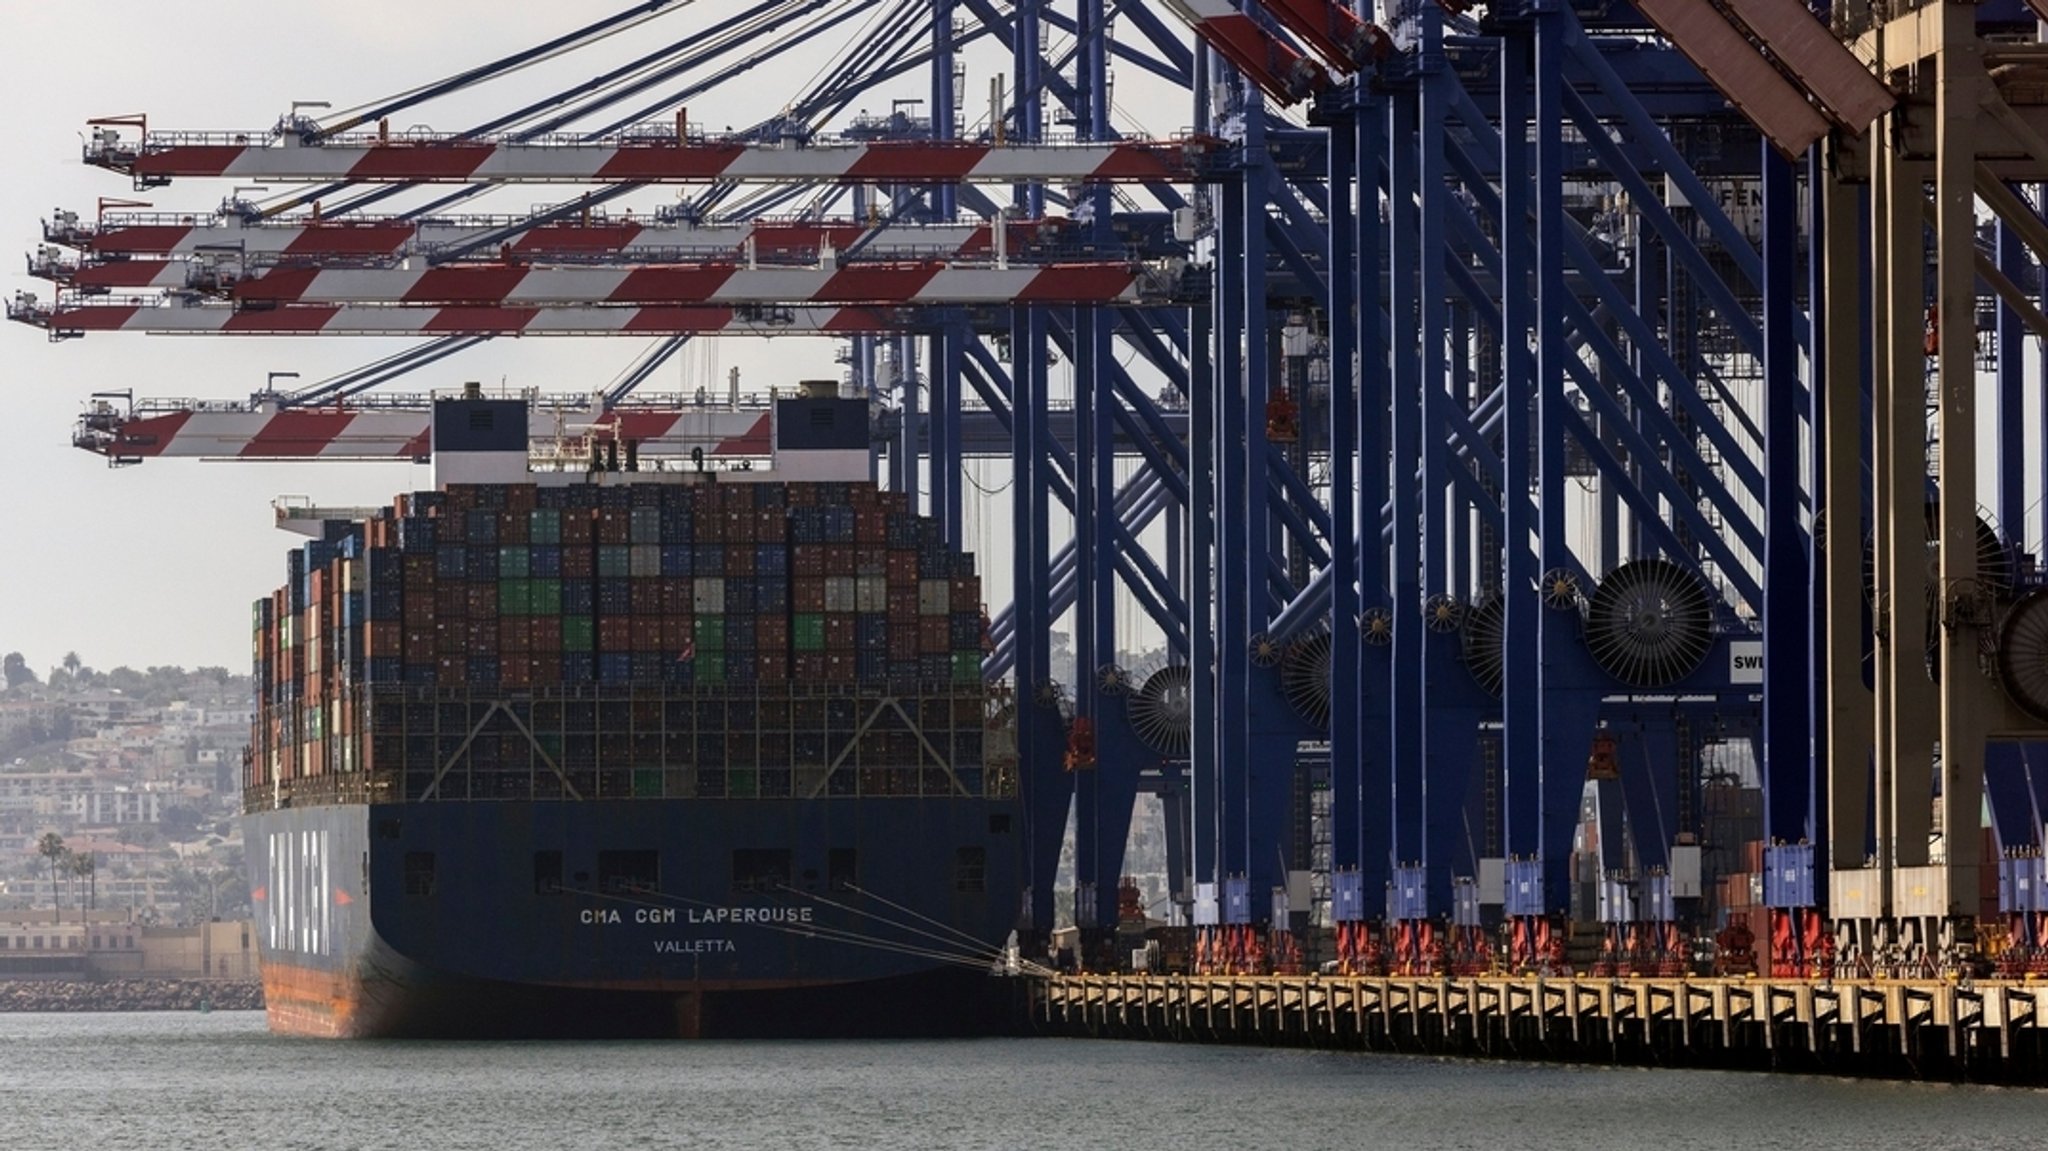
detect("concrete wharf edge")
[1033,973,2048,1084]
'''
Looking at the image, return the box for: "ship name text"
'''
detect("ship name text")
[579,905,816,926]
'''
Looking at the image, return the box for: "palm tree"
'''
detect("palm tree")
[35,833,65,924]
[69,851,96,914]
[61,651,79,676]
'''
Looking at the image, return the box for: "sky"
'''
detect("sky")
[0,0,1184,674]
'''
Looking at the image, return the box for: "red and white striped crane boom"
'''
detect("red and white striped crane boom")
[42,208,1081,268]
[83,117,1220,188]
[11,296,969,337]
[74,390,780,464]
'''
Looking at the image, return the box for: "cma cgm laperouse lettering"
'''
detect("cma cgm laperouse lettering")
[244,388,1023,1038]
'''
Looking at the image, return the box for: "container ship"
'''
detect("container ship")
[241,386,1023,1038]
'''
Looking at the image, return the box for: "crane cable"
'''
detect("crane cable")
[313,0,693,138]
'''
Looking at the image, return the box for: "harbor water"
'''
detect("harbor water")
[1,1012,2043,1149]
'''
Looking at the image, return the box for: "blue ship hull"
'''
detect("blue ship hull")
[243,796,1023,1037]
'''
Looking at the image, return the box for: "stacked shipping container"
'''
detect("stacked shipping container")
[247,479,992,805]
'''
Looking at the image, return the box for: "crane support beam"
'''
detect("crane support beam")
[12,299,1051,337]
[47,210,1102,264]
[206,262,1154,307]
[84,125,1221,186]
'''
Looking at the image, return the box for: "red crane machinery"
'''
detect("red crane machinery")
[1155,0,1331,106]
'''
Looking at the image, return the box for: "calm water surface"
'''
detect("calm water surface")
[1,1012,2044,1150]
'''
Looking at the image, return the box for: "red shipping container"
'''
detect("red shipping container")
[855,509,885,544]
[464,620,496,653]
[757,615,789,649]
[437,656,465,685]
[880,490,908,515]
[597,511,630,545]
[825,615,856,650]
[662,616,694,652]
[794,578,827,612]
[793,654,827,681]
[632,580,665,616]
[502,658,532,688]
[825,545,855,576]
[561,546,595,579]
[530,616,563,651]
[632,620,662,653]
[466,585,498,619]
[887,551,917,582]
[918,617,950,654]
[887,586,918,620]
[663,577,696,614]
[599,616,634,651]
[725,511,756,543]
[561,512,596,546]
[792,547,826,578]
[530,655,562,686]
[404,628,435,661]
[757,653,788,681]
[950,578,981,612]
[497,509,530,545]
[500,620,531,652]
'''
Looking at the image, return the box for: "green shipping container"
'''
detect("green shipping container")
[563,615,595,652]
[529,509,561,545]
[694,615,726,650]
[632,768,663,798]
[953,651,982,682]
[696,651,726,683]
[597,546,631,578]
[499,579,532,616]
[530,578,562,616]
[727,768,757,799]
[499,546,530,579]
[793,613,826,652]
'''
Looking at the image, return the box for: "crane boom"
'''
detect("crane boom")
[75,392,776,463]
[13,296,977,337]
[84,122,1219,187]
[46,208,1084,263]
[209,262,1152,307]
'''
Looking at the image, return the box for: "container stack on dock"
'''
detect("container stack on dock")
[246,479,994,806]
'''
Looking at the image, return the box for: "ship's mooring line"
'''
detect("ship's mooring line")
[770,882,1010,965]
[842,881,1006,954]
[575,885,1010,975]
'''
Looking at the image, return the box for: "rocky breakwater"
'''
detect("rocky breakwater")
[0,979,264,1012]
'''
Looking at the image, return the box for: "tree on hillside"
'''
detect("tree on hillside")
[69,851,95,913]
[3,653,38,689]
[36,833,65,923]
[61,652,79,677]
